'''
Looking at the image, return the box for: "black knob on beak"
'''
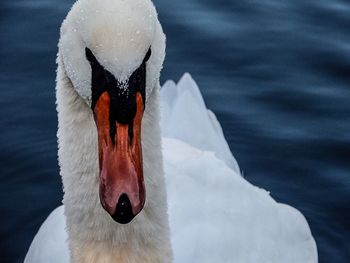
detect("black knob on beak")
[112,194,134,224]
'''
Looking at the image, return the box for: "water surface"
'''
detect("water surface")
[0,0,349,262]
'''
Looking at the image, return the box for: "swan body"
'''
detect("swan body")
[26,74,317,263]
[25,0,318,261]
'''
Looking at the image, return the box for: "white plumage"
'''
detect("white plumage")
[25,0,318,262]
[26,73,317,263]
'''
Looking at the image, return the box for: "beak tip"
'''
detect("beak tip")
[111,194,135,224]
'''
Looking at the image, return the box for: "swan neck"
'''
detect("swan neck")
[56,55,172,262]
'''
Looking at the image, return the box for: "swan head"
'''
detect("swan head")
[59,0,165,224]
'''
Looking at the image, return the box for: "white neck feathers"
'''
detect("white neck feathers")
[56,54,172,263]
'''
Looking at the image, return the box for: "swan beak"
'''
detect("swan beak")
[93,91,145,224]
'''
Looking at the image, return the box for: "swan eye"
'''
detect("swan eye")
[85,47,97,65]
[143,47,152,63]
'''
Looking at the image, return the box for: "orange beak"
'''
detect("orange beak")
[93,91,145,224]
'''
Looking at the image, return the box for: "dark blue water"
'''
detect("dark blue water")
[1,0,349,262]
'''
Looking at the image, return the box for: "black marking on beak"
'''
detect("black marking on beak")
[85,47,151,143]
[128,121,134,145]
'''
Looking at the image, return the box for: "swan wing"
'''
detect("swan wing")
[160,73,240,173]
[24,206,69,263]
[163,138,317,263]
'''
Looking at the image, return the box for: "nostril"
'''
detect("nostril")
[117,194,131,214]
[112,194,134,224]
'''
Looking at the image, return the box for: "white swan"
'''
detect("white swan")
[25,0,318,262]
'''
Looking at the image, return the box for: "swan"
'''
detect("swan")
[25,0,318,262]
